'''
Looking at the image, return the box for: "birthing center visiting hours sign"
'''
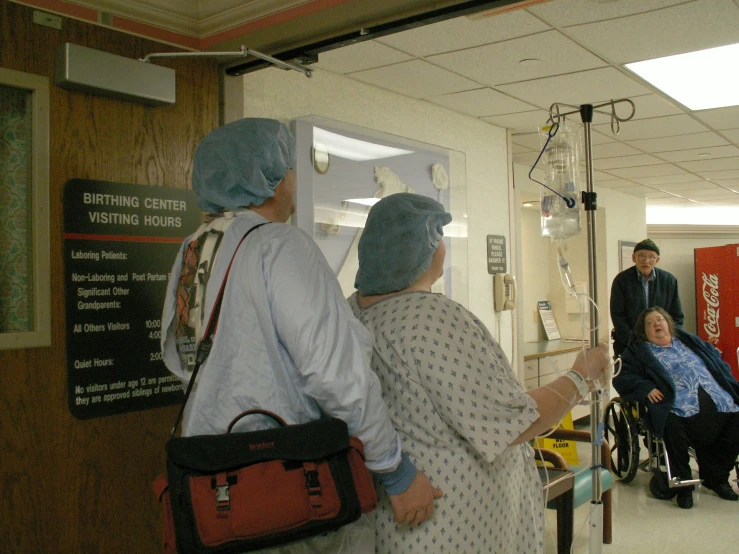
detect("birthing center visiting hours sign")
[64,179,200,419]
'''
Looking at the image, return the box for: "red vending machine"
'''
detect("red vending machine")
[694,244,739,380]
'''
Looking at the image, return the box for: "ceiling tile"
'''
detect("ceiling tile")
[511,133,545,150]
[593,154,665,170]
[593,170,628,182]
[593,114,709,141]
[643,191,679,199]
[376,9,551,57]
[655,181,719,191]
[315,41,413,73]
[699,169,739,180]
[701,199,739,206]
[693,105,739,131]
[588,129,618,145]
[625,132,729,153]
[629,189,678,199]
[634,175,707,186]
[648,197,700,205]
[591,141,642,159]
[482,110,551,134]
[593,142,641,160]
[608,184,658,195]
[714,179,739,190]
[677,157,739,173]
[348,59,479,99]
[657,145,739,162]
[526,0,688,27]
[496,67,651,109]
[682,188,739,199]
[609,164,687,179]
[563,0,739,64]
[595,178,639,188]
[427,31,606,87]
[722,129,739,143]
[428,88,536,117]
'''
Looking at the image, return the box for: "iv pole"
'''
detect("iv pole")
[547,98,635,554]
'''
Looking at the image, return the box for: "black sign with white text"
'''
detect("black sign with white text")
[64,179,200,419]
[486,235,507,274]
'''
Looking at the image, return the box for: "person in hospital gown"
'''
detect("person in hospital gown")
[160,119,440,554]
[347,193,611,554]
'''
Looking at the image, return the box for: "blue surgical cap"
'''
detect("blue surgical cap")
[192,118,296,212]
[355,193,452,295]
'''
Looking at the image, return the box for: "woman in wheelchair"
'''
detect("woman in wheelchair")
[613,307,739,509]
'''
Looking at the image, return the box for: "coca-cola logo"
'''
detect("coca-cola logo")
[701,272,720,345]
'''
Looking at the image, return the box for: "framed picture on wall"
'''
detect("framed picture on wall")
[619,240,637,272]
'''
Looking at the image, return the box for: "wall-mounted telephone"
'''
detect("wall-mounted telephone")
[494,273,517,311]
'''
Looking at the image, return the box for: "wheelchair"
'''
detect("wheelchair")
[603,397,704,499]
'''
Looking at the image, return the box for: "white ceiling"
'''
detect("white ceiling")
[68,0,739,211]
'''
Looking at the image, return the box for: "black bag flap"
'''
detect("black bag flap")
[166,417,351,472]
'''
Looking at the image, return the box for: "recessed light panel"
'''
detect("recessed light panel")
[625,43,739,111]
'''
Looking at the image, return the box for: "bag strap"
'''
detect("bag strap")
[226,409,288,433]
[170,222,269,438]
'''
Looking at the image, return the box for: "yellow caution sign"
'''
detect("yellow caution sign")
[533,411,579,467]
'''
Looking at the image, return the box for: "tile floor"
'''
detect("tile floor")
[543,429,739,554]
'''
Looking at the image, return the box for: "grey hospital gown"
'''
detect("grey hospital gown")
[348,292,544,554]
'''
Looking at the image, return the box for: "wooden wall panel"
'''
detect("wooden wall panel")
[0,1,219,552]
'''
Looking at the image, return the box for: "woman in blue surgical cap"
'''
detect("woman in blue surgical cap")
[160,119,440,554]
[347,193,610,554]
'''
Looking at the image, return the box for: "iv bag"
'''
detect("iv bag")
[538,120,582,241]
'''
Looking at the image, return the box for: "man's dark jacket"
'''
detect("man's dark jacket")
[613,329,739,437]
[610,266,684,357]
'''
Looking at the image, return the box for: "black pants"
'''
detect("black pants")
[663,387,739,489]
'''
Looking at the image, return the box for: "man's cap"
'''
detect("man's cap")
[633,239,659,256]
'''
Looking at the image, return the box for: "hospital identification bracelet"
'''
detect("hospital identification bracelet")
[564,370,590,399]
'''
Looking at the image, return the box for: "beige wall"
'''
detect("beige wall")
[224,67,516,357]
[514,163,647,350]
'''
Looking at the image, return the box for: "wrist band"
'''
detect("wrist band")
[564,370,590,398]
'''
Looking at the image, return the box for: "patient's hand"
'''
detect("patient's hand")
[647,388,664,403]
[387,470,444,527]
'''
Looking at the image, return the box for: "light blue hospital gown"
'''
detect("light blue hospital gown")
[349,292,544,554]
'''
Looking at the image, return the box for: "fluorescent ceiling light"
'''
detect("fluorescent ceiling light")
[625,43,739,110]
[647,205,739,225]
[313,127,413,161]
[344,197,381,207]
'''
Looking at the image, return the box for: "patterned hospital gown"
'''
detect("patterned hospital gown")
[348,292,544,554]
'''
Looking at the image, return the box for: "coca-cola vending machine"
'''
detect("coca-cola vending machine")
[694,244,739,380]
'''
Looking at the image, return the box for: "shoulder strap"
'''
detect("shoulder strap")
[170,222,269,438]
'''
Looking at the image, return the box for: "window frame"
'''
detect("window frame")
[0,67,51,349]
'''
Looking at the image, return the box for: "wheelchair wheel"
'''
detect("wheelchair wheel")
[649,470,678,500]
[604,397,640,483]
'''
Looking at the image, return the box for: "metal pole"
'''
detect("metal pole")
[580,104,603,554]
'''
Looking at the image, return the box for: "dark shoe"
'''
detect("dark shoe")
[704,482,739,501]
[676,491,693,509]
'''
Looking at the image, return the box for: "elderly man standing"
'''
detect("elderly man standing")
[610,239,684,358]
[160,118,441,553]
